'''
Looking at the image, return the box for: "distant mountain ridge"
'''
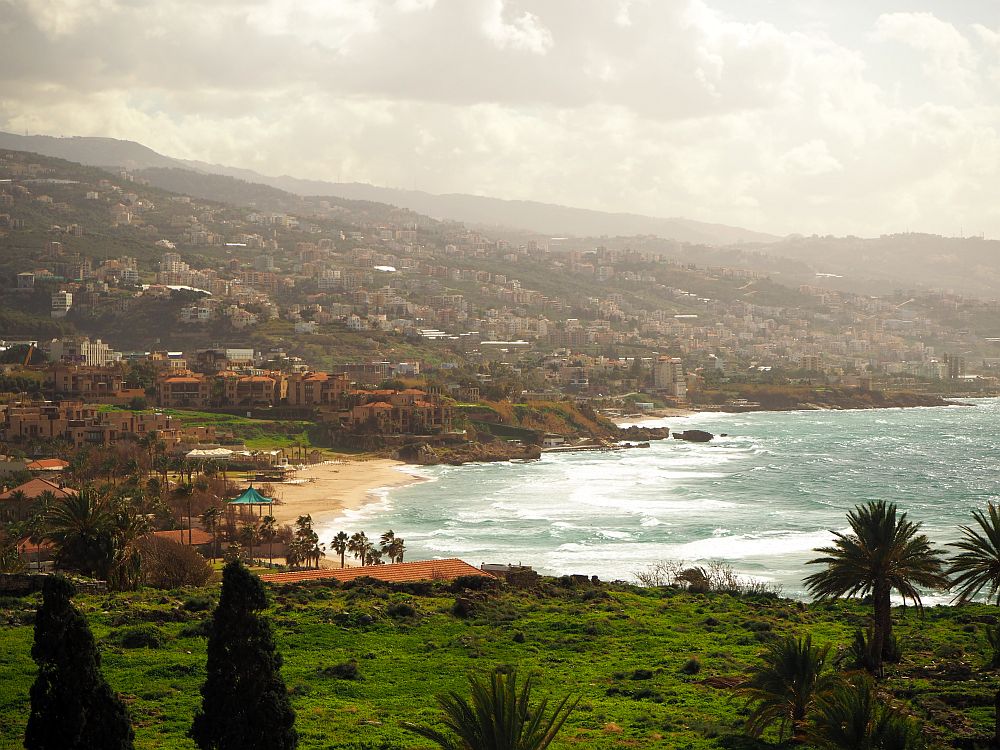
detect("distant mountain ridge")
[176,158,781,245]
[0,131,778,245]
[0,132,186,170]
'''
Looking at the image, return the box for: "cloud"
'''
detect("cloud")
[873,12,979,98]
[0,0,999,238]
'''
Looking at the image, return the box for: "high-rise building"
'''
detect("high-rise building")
[51,290,73,318]
[654,356,687,399]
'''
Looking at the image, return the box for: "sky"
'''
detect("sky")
[1,0,1000,237]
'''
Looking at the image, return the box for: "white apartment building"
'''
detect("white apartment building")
[51,290,73,318]
[654,356,687,399]
[48,337,121,366]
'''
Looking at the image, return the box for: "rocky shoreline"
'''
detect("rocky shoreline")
[393,393,969,466]
[396,441,542,466]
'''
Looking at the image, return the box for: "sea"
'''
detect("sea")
[318,398,1000,600]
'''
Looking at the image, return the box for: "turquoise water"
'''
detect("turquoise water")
[317,399,1000,599]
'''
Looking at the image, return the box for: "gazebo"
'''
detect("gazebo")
[226,485,274,520]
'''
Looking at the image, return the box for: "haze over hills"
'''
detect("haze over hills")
[6,131,1000,299]
[0,131,777,246]
[0,132,186,171]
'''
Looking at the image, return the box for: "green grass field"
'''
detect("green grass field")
[0,579,995,749]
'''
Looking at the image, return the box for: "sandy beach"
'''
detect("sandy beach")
[268,459,425,527]
[612,407,699,425]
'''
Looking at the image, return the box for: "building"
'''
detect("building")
[944,353,966,380]
[156,371,212,408]
[51,290,73,318]
[0,400,203,450]
[654,356,687,399]
[47,337,121,366]
[285,371,351,407]
[330,361,391,385]
[47,364,145,403]
[219,372,287,408]
[327,388,455,434]
[0,478,76,522]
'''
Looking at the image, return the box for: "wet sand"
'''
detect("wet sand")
[269,459,425,527]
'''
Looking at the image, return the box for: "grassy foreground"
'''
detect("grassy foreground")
[0,578,995,749]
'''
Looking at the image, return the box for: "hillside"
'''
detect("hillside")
[0,132,185,170]
[179,161,781,245]
[0,132,778,246]
[0,576,993,749]
[741,233,1000,299]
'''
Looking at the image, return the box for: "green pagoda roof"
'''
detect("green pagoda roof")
[227,486,274,505]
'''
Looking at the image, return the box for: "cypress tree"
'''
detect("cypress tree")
[190,560,297,750]
[24,575,134,750]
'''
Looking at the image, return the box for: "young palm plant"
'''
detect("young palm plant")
[804,500,948,675]
[736,634,839,744]
[948,502,1000,745]
[810,674,924,750]
[402,668,578,750]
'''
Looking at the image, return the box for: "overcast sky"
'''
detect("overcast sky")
[2,0,1000,237]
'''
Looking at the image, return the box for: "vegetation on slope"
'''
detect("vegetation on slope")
[0,576,996,749]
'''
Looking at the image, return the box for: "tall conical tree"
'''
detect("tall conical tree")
[24,576,134,750]
[190,560,297,750]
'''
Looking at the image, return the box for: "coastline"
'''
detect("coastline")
[613,396,970,426]
[268,458,426,528]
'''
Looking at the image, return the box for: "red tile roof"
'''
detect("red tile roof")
[260,558,492,585]
[0,478,77,501]
[25,458,70,471]
[151,528,215,546]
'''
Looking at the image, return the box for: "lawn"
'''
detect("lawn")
[0,577,994,749]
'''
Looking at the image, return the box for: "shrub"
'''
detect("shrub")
[387,601,417,619]
[179,620,211,638]
[985,622,1000,669]
[319,660,360,680]
[112,624,166,649]
[681,657,702,675]
[141,537,214,589]
[449,575,499,593]
[841,629,903,671]
[182,594,215,612]
[634,559,782,596]
[452,597,474,618]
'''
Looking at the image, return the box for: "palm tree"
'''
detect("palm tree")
[380,529,395,551]
[368,547,384,565]
[45,486,114,579]
[381,529,406,563]
[331,531,349,568]
[6,489,29,523]
[107,501,149,591]
[348,531,369,566]
[259,515,277,567]
[948,502,1000,745]
[201,506,224,562]
[950,502,1000,604]
[810,674,924,749]
[174,480,195,546]
[736,634,839,744]
[238,521,261,563]
[805,501,948,675]
[403,668,578,750]
[24,509,49,572]
[388,537,406,564]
